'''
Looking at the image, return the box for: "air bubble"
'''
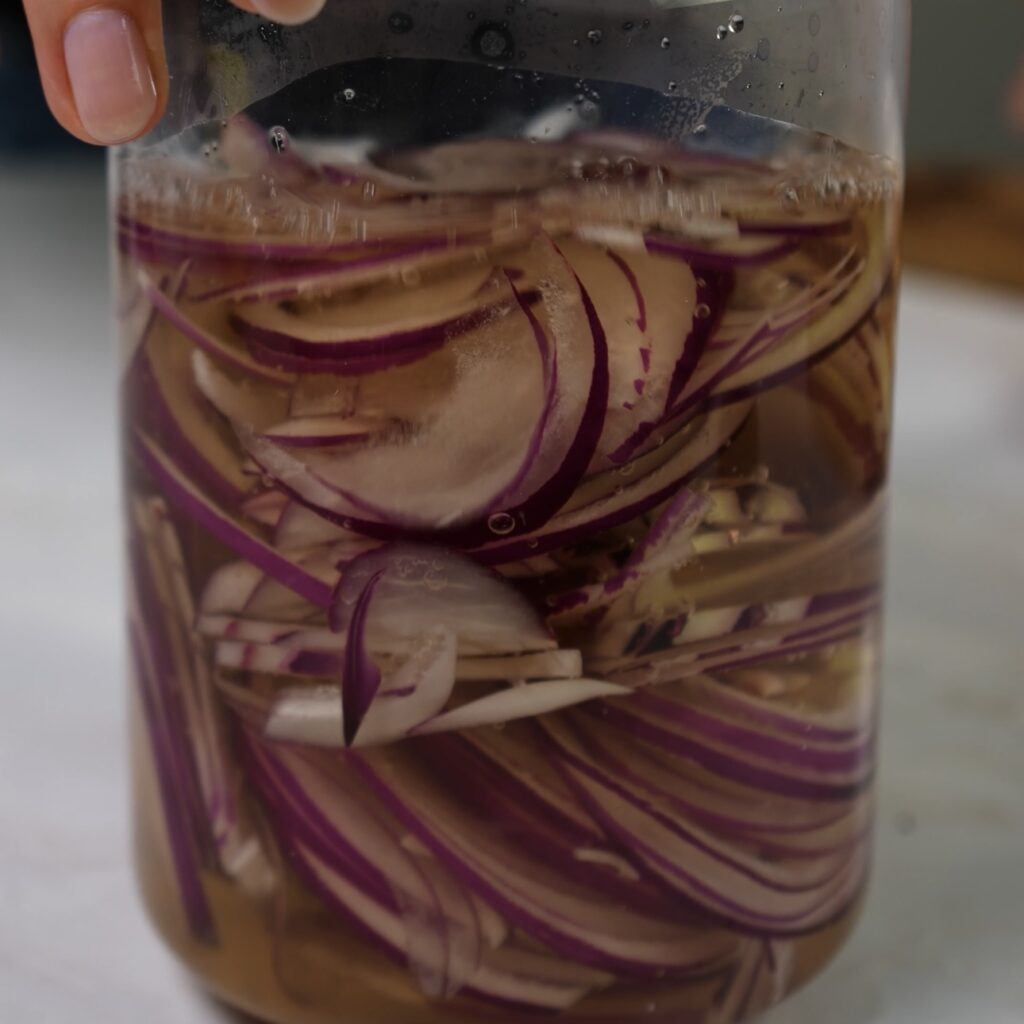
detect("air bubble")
[808,51,819,72]
[586,28,603,45]
[716,25,728,40]
[660,36,671,48]
[695,303,712,319]
[267,126,290,153]
[342,88,356,101]
[487,512,517,536]
[666,80,678,93]
[473,24,514,61]
[387,11,413,33]
[728,14,745,33]
[622,20,634,31]
[809,12,821,37]
[424,569,447,592]
[756,37,771,61]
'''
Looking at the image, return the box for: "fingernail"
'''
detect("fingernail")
[251,0,327,27]
[64,9,157,144]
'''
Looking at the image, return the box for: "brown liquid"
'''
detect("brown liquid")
[119,126,899,1024]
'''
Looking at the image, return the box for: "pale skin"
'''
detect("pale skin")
[22,0,1024,145]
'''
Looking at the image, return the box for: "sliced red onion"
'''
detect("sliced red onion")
[134,433,334,609]
[555,240,696,470]
[330,544,555,657]
[574,713,871,848]
[645,233,800,269]
[736,216,853,238]
[136,499,275,892]
[410,679,629,737]
[340,571,384,746]
[212,640,587,693]
[240,276,556,531]
[352,748,738,975]
[128,622,215,940]
[541,717,867,932]
[547,488,710,620]
[704,212,892,404]
[244,741,457,993]
[227,264,495,360]
[473,401,751,565]
[240,488,289,527]
[127,321,254,507]
[455,650,584,682]
[140,270,293,385]
[627,688,871,779]
[204,238,499,305]
[246,738,617,1008]
[273,500,365,549]
[259,415,389,449]
[591,697,870,803]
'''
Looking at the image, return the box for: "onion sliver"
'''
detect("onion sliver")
[134,433,334,608]
[330,544,555,657]
[352,747,738,976]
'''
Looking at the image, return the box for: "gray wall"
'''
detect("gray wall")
[907,0,1024,165]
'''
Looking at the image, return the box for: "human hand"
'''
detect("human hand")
[23,0,326,146]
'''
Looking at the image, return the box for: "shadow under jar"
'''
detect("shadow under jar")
[114,1,910,1021]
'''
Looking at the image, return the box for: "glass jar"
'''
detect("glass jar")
[114,1,909,1021]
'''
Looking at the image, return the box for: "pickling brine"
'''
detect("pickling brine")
[118,99,898,1024]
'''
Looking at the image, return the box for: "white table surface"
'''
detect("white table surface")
[1,163,1022,1024]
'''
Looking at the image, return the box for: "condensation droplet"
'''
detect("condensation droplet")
[342,88,356,101]
[622,20,634,31]
[809,12,821,37]
[660,36,671,48]
[586,28,603,45]
[666,80,678,93]
[728,14,745,33]
[716,25,728,40]
[695,303,712,319]
[756,37,771,61]
[267,126,289,153]
[808,51,819,72]
[487,512,517,536]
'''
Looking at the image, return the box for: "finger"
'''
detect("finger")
[24,0,326,148]
[23,0,166,145]
[249,0,327,26]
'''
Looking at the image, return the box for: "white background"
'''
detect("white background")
[1,164,1022,1023]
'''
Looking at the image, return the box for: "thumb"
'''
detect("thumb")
[23,0,168,145]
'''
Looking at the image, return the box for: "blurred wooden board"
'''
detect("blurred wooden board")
[903,168,1024,291]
